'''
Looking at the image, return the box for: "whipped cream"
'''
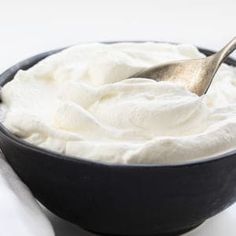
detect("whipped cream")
[2,42,236,164]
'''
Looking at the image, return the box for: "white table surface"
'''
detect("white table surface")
[0,0,236,235]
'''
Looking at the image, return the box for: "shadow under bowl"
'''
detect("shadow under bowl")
[0,42,236,236]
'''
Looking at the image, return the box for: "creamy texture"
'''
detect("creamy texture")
[2,43,236,164]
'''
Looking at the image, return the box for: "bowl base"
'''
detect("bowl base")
[86,222,204,236]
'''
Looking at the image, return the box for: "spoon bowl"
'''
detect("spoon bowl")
[132,38,236,96]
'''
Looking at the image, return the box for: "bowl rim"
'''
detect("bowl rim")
[1,41,236,169]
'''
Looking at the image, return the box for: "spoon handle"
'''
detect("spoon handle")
[195,38,236,95]
[213,37,236,68]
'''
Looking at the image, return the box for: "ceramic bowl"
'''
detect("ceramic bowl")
[0,43,236,235]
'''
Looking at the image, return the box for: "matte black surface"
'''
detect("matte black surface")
[0,43,236,235]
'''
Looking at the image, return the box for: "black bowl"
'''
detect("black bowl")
[0,43,236,236]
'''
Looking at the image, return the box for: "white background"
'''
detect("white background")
[0,0,236,235]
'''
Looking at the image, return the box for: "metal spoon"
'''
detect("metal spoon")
[131,38,236,96]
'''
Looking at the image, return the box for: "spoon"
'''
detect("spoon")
[131,38,236,96]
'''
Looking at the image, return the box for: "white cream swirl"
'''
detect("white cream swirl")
[2,42,236,164]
